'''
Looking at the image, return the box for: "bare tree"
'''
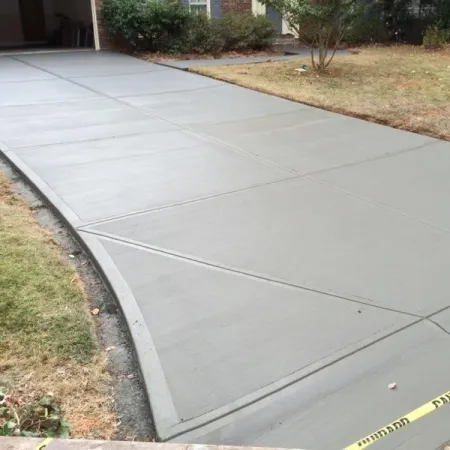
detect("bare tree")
[260,0,364,71]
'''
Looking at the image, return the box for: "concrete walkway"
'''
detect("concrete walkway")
[155,49,347,70]
[1,51,450,450]
[156,54,301,69]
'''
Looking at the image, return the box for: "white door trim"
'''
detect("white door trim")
[90,0,101,50]
[252,0,266,15]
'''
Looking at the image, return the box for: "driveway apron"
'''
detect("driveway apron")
[1,51,450,450]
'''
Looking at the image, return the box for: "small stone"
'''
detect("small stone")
[91,307,100,316]
[388,382,397,390]
[127,374,135,380]
[105,346,116,352]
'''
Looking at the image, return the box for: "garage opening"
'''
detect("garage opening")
[0,0,96,51]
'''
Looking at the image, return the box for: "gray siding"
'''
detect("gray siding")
[266,6,282,33]
[210,0,221,18]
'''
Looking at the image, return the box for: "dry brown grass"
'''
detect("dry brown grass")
[0,172,116,440]
[192,46,450,140]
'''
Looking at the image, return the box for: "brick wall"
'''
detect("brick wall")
[221,0,252,14]
[93,0,114,49]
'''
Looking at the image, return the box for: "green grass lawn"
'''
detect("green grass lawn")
[0,171,115,439]
[192,46,450,140]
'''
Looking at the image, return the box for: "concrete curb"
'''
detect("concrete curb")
[1,438,307,450]
[0,149,178,440]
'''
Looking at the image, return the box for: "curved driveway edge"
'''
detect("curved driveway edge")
[3,51,450,450]
[0,148,178,437]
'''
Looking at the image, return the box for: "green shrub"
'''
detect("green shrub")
[101,0,147,46]
[184,14,225,54]
[101,0,190,51]
[243,14,276,49]
[219,13,276,51]
[423,25,450,46]
[101,0,275,53]
[346,15,389,45]
[219,13,251,50]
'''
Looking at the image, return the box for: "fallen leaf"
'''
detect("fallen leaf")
[105,346,116,352]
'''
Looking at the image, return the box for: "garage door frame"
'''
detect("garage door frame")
[90,0,100,50]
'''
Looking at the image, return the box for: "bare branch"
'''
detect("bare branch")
[310,47,317,70]
[324,29,345,69]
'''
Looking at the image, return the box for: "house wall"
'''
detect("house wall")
[93,0,111,49]
[0,0,24,45]
[252,0,287,34]
[221,0,252,14]
[252,0,265,15]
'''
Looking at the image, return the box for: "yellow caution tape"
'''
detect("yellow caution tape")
[343,389,450,450]
[35,437,54,450]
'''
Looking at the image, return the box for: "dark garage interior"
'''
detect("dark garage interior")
[0,0,95,50]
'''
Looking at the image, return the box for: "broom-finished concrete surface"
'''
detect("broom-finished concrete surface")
[1,51,450,450]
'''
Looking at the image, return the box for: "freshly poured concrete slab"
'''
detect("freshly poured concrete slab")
[15,129,207,167]
[4,50,450,447]
[0,78,99,106]
[75,70,223,97]
[22,141,292,222]
[0,57,55,82]
[313,141,450,229]
[428,308,450,333]
[176,321,450,450]
[122,84,304,126]
[16,51,165,78]
[0,98,175,148]
[94,237,415,424]
[91,177,450,316]
[192,111,435,173]
[0,97,118,120]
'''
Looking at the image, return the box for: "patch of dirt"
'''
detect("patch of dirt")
[0,159,155,442]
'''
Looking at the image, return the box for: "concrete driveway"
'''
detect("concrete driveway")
[1,51,450,450]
